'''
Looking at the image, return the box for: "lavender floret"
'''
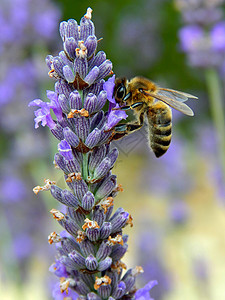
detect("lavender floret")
[30,7,156,300]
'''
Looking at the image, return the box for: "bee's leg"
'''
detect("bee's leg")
[120,102,144,110]
[113,112,145,140]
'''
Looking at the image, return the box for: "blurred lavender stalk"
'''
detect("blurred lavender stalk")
[30,8,157,299]
[175,0,225,184]
[0,0,60,284]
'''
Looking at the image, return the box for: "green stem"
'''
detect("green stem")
[82,153,89,180]
[205,68,225,180]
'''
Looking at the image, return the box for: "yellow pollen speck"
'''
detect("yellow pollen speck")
[127,214,133,227]
[60,277,70,294]
[48,232,62,244]
[101,197,114,214]
[33,179,56,195]
[108,234,123,246]
[94,275,111,290]
[50,209,65,221]
[76,230,86,243]
[66,172,82,183]
[82,218,100,231]
[67,108,89,118]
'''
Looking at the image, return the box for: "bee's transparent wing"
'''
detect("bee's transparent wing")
[158,88,198,103]
[143,90,195,116]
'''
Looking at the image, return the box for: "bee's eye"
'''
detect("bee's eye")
[116,85,126,100]
[139,88,143,93]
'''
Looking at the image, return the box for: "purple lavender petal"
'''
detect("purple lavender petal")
[104,105,128,130]
[103,75,116,104]
[47,90,63,121]
[58,140,74,160]
[29,99,55,129]
[135,280,158,300]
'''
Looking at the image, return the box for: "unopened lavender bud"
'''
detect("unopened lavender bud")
[69,209,86,228]
[59,51,73,66]
[74,57,88,79]
[61,237,80,254]
[90,110,104,131]
[90,51,106,68]
[55,79,73,98]
[52,57,64,77]
[98,131,112,146]
[46,55,53,69]
[63,127,80,148]
[59,255,75,269]
[85,254,98,271]
[111,244,128,261]
[80,15,95,41]
[94,157,112,180]
[96,90,107,111]
[100,222,112,239]
[87,292,102,300]
[66,19,79,40]
[73,179,88,201]
[86,228,100,242]
[85,35,97,57]
[79,239,95,257]
[89,146,107,172]
[76,280,91,295]
[59,215,80,236]
[85,128,101,148]
[58,94,70,113]
[69,90,82,110]
[68,250,86,269]
[50,185,63,202]
[61,189,79,207]
[66,159,81,173]
[51,123,64,140]
[98,257,112,272]
[98,285,111,299]
[122,271,135,294]
[59,21,68,41]
[112,281,126,299]
[63,65,75,83]
[93,206,105,228]
[96,241,112,261]
[84,66,100,86]
[54,153,68,173]
[97,60,112,80]
[84,93,97,114]
[107,148,119,167]
[58,140,74,160]
[64,37,77,59]
[95,175,117,200]
[111,211,129,233]
[75,117,90,142]
[82,191,95,210]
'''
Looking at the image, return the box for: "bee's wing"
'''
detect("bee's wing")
[158,88,198,103]
[143,90,194,116]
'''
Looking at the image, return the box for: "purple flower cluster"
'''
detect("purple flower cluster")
[176,0,225,68]
[30,8,156,299]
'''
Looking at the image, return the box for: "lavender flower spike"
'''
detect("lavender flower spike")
[30,8,156,299]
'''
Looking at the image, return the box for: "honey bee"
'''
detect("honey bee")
[113,76,197,157]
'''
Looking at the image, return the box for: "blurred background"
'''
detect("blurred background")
[1,0,225,299]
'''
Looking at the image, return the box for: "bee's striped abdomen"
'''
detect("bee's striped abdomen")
[147,103,172,158]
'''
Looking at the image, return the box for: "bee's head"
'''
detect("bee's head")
[114,77,129,105]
